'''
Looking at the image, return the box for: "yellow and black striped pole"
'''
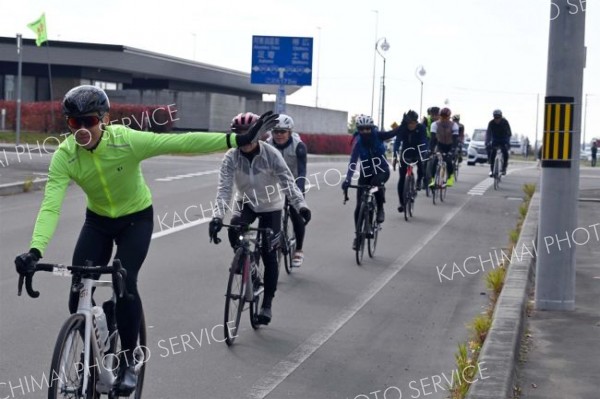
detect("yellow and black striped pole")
[542,96,574,168]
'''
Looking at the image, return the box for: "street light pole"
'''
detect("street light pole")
[375,38,389,129]
[370,10,379,118]
[415,65,426,117]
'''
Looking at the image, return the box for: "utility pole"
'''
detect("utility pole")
[536,0,586,310]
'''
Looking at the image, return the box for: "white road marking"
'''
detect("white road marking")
[467,166,537,196]
[151,217,211,239]
[247,196,471,399]
[155,169,219,182]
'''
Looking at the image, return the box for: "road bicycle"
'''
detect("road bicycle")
[491,145,504,190]
[402,163,417,222]
[213,223,270,346]
[277,199,296,274]
[431,151,449,205]
[344,184,383,265]
[17,260,147,399]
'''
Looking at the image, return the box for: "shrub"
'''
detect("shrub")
[0,101,177,133]
[299,133,353,154]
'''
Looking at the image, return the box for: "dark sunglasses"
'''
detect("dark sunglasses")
[358,127,372,132]
[66,115,101,129]
[272,129,290,135]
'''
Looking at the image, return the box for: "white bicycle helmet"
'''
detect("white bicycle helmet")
[356,114,375,128]
[274,114,294,130]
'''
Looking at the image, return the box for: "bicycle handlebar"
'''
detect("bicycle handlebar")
[343,184,384,204]
[211,223,273,245]
[17,259,128,299]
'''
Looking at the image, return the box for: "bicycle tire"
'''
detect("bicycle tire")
[454,157,459,181]
[403,175,411,221]
[368,203,378,258]
[224,248,246,346]
[107,309,147,399]
[355,202,367,265]
[283,211,294,274]
[249,253,265,330]
[408,175,414,218]
[424,159,431,197]
[48,314,98,399]
[493,153,501,190]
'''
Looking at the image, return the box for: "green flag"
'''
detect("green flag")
[27,13,47,46]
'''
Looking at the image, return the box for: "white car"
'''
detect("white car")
[467,129,488,165]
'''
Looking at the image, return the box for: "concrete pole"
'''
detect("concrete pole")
[16,34,23,146]
[536,0,586,310]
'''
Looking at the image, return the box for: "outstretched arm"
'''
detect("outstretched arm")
[29,152,71,256]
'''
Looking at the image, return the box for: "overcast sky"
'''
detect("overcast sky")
[1,0,598,145]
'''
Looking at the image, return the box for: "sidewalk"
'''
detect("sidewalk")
[516,193,600,399]
[466,189,600,399]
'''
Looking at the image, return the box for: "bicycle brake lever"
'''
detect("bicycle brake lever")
[24,273,40,298]
[17,274,24,296]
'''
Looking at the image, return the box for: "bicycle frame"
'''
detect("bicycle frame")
[75,278,118,394]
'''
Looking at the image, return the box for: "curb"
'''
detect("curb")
[466,193,540,399]
[0,178,48,196]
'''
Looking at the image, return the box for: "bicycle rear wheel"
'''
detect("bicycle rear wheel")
[404,175,414,220]
[48,314,98,399]
[107,309,147,399]
[355,203,367,265]
[249,254,265,330]
[368,204,378,258]
[224,248,246,346]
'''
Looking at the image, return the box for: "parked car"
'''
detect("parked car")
[467,129,488,165]
[509,139,522,155]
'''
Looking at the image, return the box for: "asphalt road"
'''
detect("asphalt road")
[2,155,591,399]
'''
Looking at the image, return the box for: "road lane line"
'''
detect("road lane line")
[151,217,211,239]
[247,196,471,399]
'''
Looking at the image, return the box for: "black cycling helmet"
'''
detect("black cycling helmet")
[62,85,110,117]
[402,110,419,124]
[440,107,452,117]
[493,109,502,117]
[429,106,440,116]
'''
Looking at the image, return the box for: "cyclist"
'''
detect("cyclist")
[393,110,427,212]
[266,114,308,267]
[429,107,459,188]
[421,106,440,183]
[208,112,311,325]
[452,114,465,163]
[13,85,277,394]
[342,114,398,250]
[485,109,512,176]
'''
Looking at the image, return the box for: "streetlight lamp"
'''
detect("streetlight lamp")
[415,65,426,118]
[375,37,390,130]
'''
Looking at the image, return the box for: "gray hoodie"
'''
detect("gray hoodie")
[213,142,308,219]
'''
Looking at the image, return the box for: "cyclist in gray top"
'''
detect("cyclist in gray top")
[209,112,311,325]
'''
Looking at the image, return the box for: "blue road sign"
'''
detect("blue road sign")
[251,36,313,86]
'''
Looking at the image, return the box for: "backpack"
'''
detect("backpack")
[435,121,454,145]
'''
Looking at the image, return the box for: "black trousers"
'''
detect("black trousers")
[432,144,455,177]
[70,206,153,354]
[228,207,281,299]
[354,170,390,226]
[288,206,305,250]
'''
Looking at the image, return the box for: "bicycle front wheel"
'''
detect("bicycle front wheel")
[367,205,379,258]
[355,203,368,265]
[224,248,246,346]
[282,212,295,274]
[407,176,415,218]
[48,314,98,399]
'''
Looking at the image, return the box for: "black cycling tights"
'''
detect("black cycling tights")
[69,206,153,354]
[228,207,281,301]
